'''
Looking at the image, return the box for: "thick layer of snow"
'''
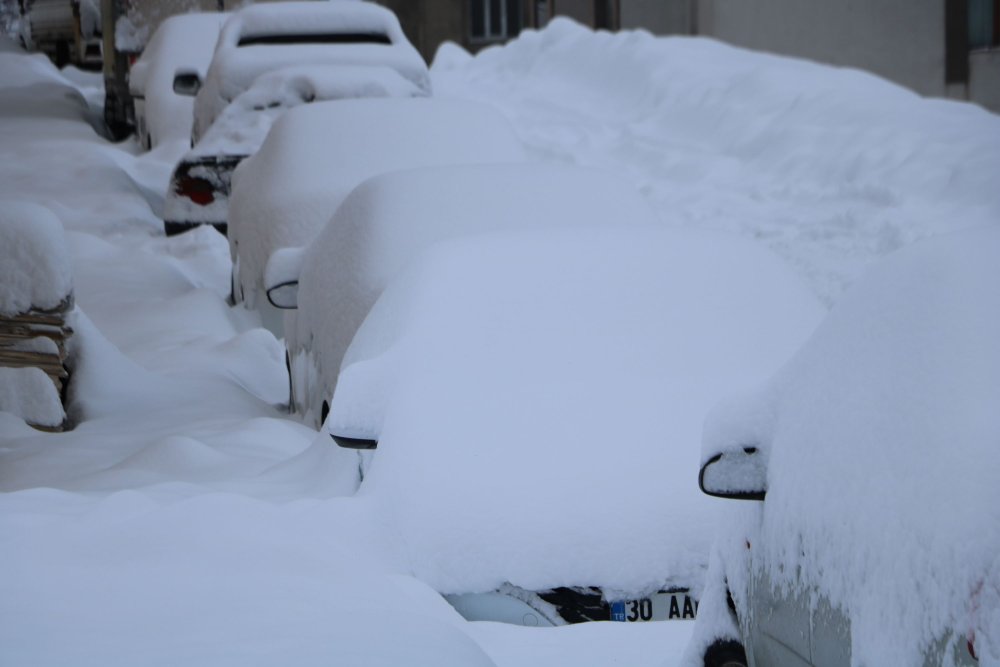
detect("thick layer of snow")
[190,63,425,157]
[228,97,527,315]
[3,15,997,666]
[0,201,72,315]
[128,12,228,149]
[291,162,660,422]
[432,19,1000,304]
[192,1,429,141]
[332,228,824,597]
[0,366,64,427]
[699,226,1000,664]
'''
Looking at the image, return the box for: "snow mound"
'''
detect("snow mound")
[0,201,72,316]
[433,18,1000,304]
[0,366,64,427]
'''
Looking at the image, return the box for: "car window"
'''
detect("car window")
[237,33,392,47]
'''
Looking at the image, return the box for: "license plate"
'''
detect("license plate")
[610,592,698,622]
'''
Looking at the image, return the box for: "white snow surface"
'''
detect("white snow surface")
[431,19,1000,305]
[0,201,72,314]
[228,97,527,314]
[189,63,425,158]
[192,1,429,142]
[701,226,1000,664]
[3,16,999,666]
[291,162,661,422]
[333,228,824,597]
[0,366,64,427]
[128,12,228,149]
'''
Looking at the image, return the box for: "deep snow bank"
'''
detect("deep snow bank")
[432,19,1000,303]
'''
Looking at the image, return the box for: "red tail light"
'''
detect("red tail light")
[175,175,215,206]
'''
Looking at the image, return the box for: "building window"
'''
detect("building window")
[969,0,1000,49]
[470,0,522,41]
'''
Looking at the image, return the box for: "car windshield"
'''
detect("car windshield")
[237,33,392,47]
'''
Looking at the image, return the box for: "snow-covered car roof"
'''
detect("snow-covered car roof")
[289,162,660,420]
[701,225,1000,664]
[228,97,526,307]
[192,1,428,141]
[189,64,425,158]
[127,12,228,148]
[331,227,825,598]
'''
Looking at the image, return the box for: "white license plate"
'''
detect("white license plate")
[610,592,698,622]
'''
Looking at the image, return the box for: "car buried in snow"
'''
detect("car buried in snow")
[315,225,825,626]
[162,1,429,236]
[691,227,998,667]
[127,12,228,151]
[263,162,660,427]
[229,97,527,337]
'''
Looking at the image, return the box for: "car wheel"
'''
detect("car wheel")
[703,639,748,667]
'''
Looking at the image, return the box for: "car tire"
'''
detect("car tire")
[703,639,748,667]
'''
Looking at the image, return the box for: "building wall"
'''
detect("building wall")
[970,48,1000,110]
[620,0,692,34]
[554,0,594,25]
[698,0,948,98]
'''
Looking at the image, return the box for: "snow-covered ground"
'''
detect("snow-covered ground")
[1,19,998,666]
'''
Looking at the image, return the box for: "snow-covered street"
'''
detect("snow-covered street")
[2,17,999,666]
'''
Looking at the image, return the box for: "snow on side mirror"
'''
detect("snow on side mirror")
[173,70,202,96]
[264,247,306,310]
[699,447,767,500]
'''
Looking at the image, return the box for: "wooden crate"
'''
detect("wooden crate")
[0,295,74,431]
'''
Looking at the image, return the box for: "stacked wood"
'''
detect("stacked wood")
[0,294,74,431]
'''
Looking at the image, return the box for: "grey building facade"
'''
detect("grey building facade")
[377,0,999,112]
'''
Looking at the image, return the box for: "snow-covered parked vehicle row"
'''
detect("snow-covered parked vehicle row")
[0,202,75,431]
[128,12,228,151]
[691,226,999,667]
[322,226,825,625]
[163,1,430,237]
[229,97,526,336]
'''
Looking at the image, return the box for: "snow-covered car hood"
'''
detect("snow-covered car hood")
[332,227,825,598]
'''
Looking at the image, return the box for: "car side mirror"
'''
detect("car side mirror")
[173,70,202,96]
[699,446,767,500]
[329,430,378,450]
[264,247,306,310]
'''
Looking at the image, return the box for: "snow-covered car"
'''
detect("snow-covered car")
[691,226,999,667]
[267,163,661,425]
[128,12,228,151]
[162,0,429,236]
[229,97,526,334]
[322,226,825,625]
[163,65,425,236]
